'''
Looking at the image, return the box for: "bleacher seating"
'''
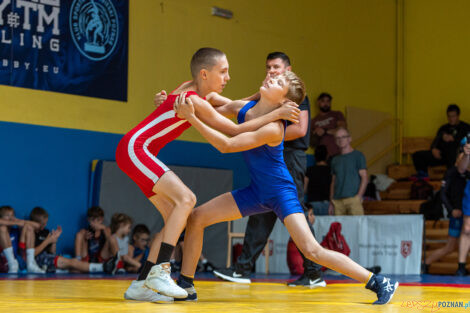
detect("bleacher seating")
[387,137,446,181]
[363,200,424,214]
[424,220,470,275]
[379,181,441,200]
[364,136,446,215]
[365,137,459,274]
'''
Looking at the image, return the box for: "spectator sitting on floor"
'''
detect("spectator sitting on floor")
[74,206,115,264]
[0,205,42,273]
[328,127,368,215]
[29,207,117,274]
[126,224,151,273]
[305,145,331,215]
[110,213,137,273]
[310,92,347,159]
[412,104,470,178]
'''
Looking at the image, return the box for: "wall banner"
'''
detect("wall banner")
[0,0,128,101]
[256,215,423,275]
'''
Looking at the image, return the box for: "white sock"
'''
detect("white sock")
[89,263,103,272]
[3,247,16,266]
[26,248,36,264]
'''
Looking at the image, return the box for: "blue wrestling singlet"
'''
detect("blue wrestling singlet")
[231,101,304,221]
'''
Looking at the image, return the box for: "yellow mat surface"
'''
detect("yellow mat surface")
[0,279,468,312]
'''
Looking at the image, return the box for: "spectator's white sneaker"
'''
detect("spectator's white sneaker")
[144,263,188,298]
[124,280,173,302]
[27,262,46,274]
[7,260,19,273]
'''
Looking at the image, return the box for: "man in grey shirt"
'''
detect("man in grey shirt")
[328,127,368,215]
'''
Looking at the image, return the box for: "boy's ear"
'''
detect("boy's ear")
[200,69,208,80]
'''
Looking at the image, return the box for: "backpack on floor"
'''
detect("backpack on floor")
[419,190,444,220]
[410,179,434,200]
[286,237,304,275]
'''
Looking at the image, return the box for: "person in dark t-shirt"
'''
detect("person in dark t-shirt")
[413,104,470,177]
[305,145,331,215]
[310,93,347,158]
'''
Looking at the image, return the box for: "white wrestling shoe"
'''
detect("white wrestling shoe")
[27,261,46,274]
[124,280,173,302]
[144,263,188,298]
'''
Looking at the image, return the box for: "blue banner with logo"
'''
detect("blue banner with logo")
[0,0,128,101]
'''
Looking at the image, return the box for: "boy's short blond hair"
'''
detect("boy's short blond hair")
[282,71,306,105]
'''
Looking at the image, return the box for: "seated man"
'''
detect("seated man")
[412,104,470,178]
[154,71,398,305]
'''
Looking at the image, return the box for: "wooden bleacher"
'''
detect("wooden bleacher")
[380,181,442,200]
[424,220,470,275]
[364,200,424,214]
[366,136,446,215]
[367,136,455,273]
[387,136,446,181]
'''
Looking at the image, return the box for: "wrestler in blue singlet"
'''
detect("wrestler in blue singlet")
[231,101,304,221]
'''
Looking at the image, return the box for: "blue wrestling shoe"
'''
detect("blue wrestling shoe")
[365,274,399,305]
[175,276,198,301]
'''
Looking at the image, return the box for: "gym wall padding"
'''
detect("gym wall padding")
[0,121,122,255]
[0,121,249,255]
[94,161,233,267]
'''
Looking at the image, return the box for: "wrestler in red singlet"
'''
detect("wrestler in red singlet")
[115,89,201,198]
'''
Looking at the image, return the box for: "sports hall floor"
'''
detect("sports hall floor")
[1,272,468,312]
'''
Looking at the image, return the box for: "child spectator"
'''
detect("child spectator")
[110,213,137,273]
[75,206,115,263]
[126,224,151,273]
[0,205,44,273]
[29,206,117,273]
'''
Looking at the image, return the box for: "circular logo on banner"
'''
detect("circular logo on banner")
[70,0,119,61]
